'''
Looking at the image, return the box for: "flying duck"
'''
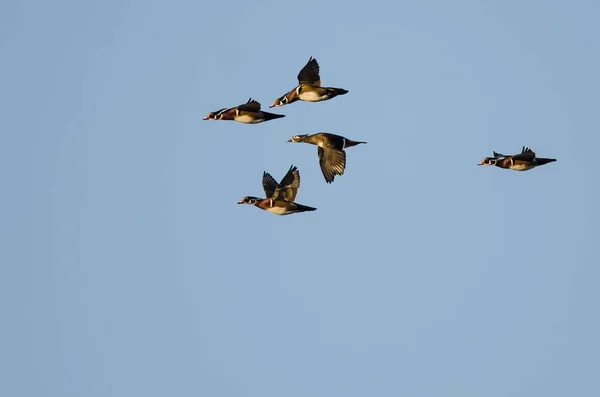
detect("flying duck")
[478,146,556,171]
[270,57,348,108]
[287,133,366,183]
[238,165,316,215]
[203,98,285,124]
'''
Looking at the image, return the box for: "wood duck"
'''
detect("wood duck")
[478,146,556,171]
[270,57,348,108]
[287,133,366,183]
[238,165,316,215]
[203,98,285,124]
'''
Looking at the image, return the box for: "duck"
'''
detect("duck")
[203,98,285,124]
[287,133,366,183]
[270,57,348,108]
[238,165,317,215]
[478,146,556,171]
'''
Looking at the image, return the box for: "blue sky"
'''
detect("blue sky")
[1,0,599,396]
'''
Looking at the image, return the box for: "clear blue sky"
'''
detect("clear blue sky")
[1,1,599,396]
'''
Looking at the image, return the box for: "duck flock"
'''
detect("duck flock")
[204,57,557,216]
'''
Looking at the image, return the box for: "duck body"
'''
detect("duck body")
[478,147,556,171]
[240,196,317,215]
[238,165,316,216]
[270,57,348,108]
[203,98,285,124]
[297,84,349,102]
[287,133,366,183]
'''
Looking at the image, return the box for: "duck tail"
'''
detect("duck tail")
[344,139,367,148]
[263,112,286,121]
[295,204,317,213]
[327,87,349,96]
[536,157,557,165]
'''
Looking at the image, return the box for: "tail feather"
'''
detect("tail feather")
[262,112,286,121]
[327,87,349,97]
[344,139,367,148]
[536,158,557,165]
[294,203,317,213]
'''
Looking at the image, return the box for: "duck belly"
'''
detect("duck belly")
[509,163,536,171]
[299,90,327,102]
[267,206,289,215]
[235,114,263,124]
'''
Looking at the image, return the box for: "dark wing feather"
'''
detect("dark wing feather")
[512,146,536,161]
[297,57,321,86]
[317,147,346,183]
[273,165,300,201]
[237,98,261,112]
[262,171,279,198]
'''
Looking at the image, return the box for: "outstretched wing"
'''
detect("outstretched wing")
[317,147,346,184]
[262,171,279,198]
[273,165,300,201]
[237,98,261,112]
[297,57,321,86]
[512,146,536,161]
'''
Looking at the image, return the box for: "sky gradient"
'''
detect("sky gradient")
[1,1,599,396]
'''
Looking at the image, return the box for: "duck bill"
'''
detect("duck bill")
[202,116,210,120]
